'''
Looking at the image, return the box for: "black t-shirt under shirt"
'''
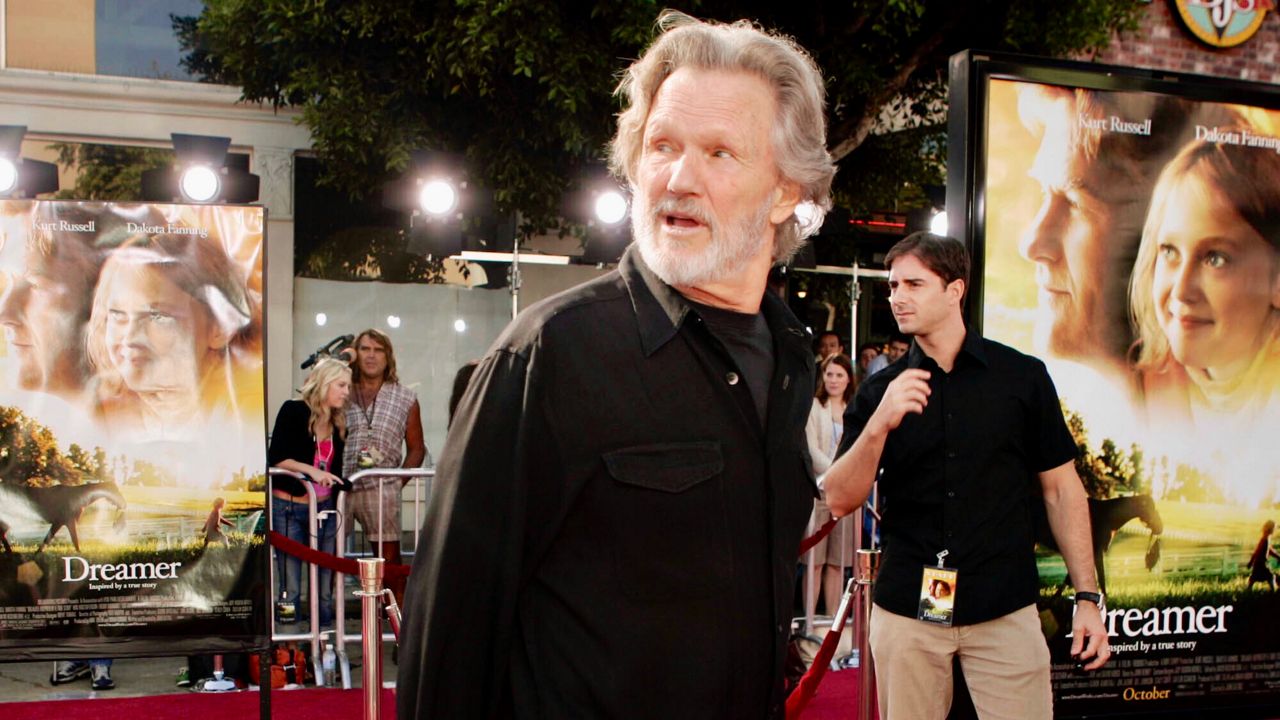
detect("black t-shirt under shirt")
[689,300,774,428]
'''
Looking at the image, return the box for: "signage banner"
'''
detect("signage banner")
[0,200,267,658]
[981,77,1280,715]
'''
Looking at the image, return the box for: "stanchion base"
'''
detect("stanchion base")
[196,677,240,693]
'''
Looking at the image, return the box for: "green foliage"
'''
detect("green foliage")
[300,226,449,283]
[48,142,172,202]
[178,0,1143,236]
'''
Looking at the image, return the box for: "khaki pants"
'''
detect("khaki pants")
[869,603,1051,720]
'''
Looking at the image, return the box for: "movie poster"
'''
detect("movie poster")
[981,76,1280,715]
[0,200,267,658]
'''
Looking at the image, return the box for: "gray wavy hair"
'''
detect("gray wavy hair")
[609,10,835,264]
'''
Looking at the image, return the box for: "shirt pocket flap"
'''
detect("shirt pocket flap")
[603,442,723,493]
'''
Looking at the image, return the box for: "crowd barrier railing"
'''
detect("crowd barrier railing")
[330,467,434,689]
[266,468,332,686]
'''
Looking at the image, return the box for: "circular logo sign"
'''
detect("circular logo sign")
[1173,0,1272,48]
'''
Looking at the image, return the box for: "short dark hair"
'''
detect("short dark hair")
[884,232,969,293]
[888,332,910,346]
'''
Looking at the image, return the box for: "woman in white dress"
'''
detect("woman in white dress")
[804,353,855,617]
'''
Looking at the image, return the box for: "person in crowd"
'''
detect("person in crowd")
[85,231,260,442]
[268,357,350,627]
[397,11,834,717]
[1129,134,1280,440]
[50,658,114,691]
[446,359,479,430]
[868,332,910,375]
[856,342,880,380]
[823,232,1108,720]
[1016,86,1234,383]
[1247,519,1279,591]
[342,328,426,610]
[815,330,844,362]
[804,353,856,618]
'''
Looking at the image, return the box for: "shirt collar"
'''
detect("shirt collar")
[905,328,987,371]
[618,244,811,358]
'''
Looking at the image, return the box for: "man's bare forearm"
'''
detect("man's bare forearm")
[1042,463,1100,593]
[824,424,888,518]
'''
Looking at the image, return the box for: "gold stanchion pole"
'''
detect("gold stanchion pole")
[855,548,881,720]
[357,558,385,720]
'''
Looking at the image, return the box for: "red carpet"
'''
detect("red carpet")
[0,687,396,719]
[798,666,878,720]
[0,673,867,719]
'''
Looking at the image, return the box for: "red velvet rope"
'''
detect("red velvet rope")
[268,530,412,579]
[785,609,849,720]
[797,516,839,556]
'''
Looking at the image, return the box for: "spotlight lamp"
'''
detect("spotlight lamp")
[593,189,628,226]
[141,133,260,204]
[418,178,459,217]
[382,150,499,258]
[0,126,59,198]
[563,168,631,265]
[929,209,948,237]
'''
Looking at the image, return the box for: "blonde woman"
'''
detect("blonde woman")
[804,353,856,617]
[268,358,351,626]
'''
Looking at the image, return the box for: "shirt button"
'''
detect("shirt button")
[947,491,955,498]
[726,372,740,385]
[947,451,956,459]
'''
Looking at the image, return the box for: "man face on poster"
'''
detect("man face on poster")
[1016,87,1148,372]
[0,219,100,399]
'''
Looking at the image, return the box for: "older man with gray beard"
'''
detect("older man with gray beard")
[398,11,835,719]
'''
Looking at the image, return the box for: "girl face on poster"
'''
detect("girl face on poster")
[88,234,251,416]
[99,254,219,399]
[1132,137,1280,382]
[1151,175,1279,376]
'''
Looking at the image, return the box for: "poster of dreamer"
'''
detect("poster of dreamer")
[0,200,267,658]
[956,51,1280,717]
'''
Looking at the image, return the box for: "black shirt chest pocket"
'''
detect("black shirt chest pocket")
[603,442,729,601]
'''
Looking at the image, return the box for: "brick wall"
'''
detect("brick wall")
[1089,0,1280,84]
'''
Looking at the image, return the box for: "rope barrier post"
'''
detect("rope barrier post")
[357,557,385,720]
[855,548,881,720]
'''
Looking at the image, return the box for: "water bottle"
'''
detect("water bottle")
[321,632,336,687]
[276,591,296,624]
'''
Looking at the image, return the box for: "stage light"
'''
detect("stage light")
[418,179,458,216]
[794,201,825,238]
[315,313,328,327]
[930,210,948,236]
[0,158,16,195]
[594,190,628,225]
[141,133,259,204]
[386,315,402,329]
[454,318,467,333]
[180,165,220,203]
[0,126,59,198]
[564,168,632,265]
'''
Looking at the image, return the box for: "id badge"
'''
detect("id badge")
[917,565,958,626]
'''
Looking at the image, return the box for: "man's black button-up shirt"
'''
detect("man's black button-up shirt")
[839,332,1076,625]
[397,246,818,719]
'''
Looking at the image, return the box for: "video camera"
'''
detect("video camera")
[300,334,355,370]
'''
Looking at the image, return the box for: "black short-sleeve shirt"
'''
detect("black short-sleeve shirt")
[839,331,1076,625]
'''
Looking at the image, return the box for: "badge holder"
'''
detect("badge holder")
[917,550,958,626]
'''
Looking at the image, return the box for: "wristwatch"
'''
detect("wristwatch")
[1074,591,1104,606]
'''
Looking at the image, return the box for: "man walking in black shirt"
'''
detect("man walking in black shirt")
[824,232,1109,720]
[397,11,836,719]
